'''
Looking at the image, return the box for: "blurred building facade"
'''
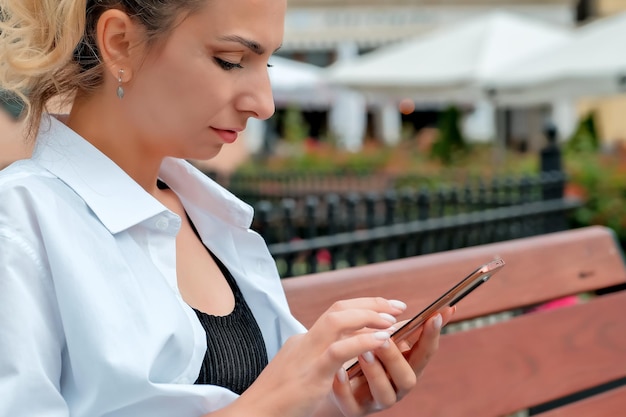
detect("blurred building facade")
[577,0,626,146]
[283,0,575,63]
[279,0,578,151]
[278,0,626,151]
[595,0,626,15]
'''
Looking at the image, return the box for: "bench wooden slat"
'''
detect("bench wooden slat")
[282,226,626,416]
[283,226,626,328]
[535,384,626,417]
[375,291,626,417]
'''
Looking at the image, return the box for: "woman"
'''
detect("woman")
[0,1,453,416]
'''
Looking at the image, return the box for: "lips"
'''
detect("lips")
[210,127,240,144]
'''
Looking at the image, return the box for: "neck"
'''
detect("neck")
[66,95,162,195]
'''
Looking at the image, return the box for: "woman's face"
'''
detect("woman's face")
[123,0,286,160]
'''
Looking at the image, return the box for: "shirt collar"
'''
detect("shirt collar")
[158,157,254,229]
[33,116,253,234]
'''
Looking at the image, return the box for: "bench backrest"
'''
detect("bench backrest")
[282,226,626,417]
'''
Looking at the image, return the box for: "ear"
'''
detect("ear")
[96,9,145,83]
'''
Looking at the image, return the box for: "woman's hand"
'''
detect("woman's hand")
[328,307,456,417]
[233,297,408,417]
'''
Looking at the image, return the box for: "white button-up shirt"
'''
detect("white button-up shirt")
[0,117,306,417]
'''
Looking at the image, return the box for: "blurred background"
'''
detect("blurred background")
[2,0,626,277]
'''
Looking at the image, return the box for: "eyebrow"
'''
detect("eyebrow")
[218,35,282,55]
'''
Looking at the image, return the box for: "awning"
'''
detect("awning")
[281,5,572,51]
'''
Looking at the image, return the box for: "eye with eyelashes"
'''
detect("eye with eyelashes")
[214,57,243,70]
[214,57,275,71]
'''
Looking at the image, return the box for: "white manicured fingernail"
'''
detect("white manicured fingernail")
[336,367,347,383]
[373,331,390,341]
[386,326,397,333]
[379,312,397,324]
[433,314,443,330]
[363,351,375,363]
[389,300,407,310]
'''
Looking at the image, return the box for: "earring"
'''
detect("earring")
[116,69,125,99]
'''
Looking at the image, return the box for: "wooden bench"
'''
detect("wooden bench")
[281,226,626,417]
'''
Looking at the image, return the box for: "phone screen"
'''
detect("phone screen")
[346,258,505,379]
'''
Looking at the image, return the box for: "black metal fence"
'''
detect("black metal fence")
[266,198,581,278]
[251,171,568,245]
[240,171,579,277]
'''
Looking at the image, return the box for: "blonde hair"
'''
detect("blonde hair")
[0,0,205,139]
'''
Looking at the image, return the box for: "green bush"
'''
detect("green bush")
[430,105,468,165]
[566,111,600,153]
[565,151,626,244]
[282,106,308,144]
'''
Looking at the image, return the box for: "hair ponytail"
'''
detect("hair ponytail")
[0,0,86,137]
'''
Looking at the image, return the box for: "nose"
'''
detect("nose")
[237,68,275,121]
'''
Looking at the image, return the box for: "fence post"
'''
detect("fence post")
[281,199,297,277]
[383,190,398,260]
[448,186,463,249]
[346,193,360,266]
[399,189,415,257]
[436,187,447,217]
[254,200,273,243]
[490,177,501,208]
[325,194,340,270]
[305,196,319,273]
[520,175,532,204]
[477,179,487,211]
[540,122,564,200]
[384,190,397,226]
[417,187,431,254]
[365,192,379,263]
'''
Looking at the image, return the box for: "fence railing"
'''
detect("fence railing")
[207,170,567,204]
[251,171,568,246]
[206,169,577,278]
[267,197,581,278]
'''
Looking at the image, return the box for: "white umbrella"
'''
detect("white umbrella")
[490,12,626,105]
[268,56,334,108]
[268,56,368,151]
[324,11,572,104]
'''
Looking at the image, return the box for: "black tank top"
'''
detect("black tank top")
[191,250,268,394]
[156,180,268,394]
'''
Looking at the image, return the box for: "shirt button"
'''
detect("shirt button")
[155,217,169,230]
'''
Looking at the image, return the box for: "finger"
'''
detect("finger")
[319,330,392,376]
[331,309,453,416]
[333,366,384,417]
[332,367,362,417]
[395,327,423,353]
[395,306,455,352]
[441,306,456,326]
[373,340,416,398]
[325,298,407,320]
[407,313,443,378]
[310,308,398,346]
[308,300,402,348]
[359,347,399,409]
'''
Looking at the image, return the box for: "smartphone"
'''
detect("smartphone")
[346,257,505,379]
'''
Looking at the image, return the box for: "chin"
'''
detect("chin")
[184,145,224,162]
